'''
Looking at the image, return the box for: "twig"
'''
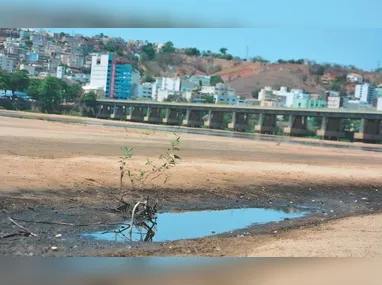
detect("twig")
[1,232,31,239]
[8,217,37,237]
[10,217,130,227]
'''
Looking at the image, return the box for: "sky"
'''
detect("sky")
[48,28,382,71]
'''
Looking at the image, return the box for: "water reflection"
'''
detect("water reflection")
[82,207,309,243]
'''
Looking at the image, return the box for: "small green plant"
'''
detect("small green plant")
[119,133,181,203]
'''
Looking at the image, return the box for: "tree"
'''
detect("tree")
[160,41,175,53]
[163,94,187,102]
[252,56,269,63]
[251,88,261,99]
[8,71,29,95]
[210,75,224,86]
[220,48,227,55]
[26,79,42,100]
[63,83,82,102]
[38,77,64,112]
[0,70,10,93]
[204,95,215,103]
[81,91,97,102]
[143,75,156,83]
[141,43,156,61]
[184,47,201,56]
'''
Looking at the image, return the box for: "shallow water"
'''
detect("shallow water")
[82,207,309,243]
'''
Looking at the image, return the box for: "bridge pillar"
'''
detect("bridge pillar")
[182,109,204,127]
[163,108,182,125]
[204,110,227,129]
[317,117,345,140]
[126,106,144,122]
[144,107,162,124]
[283,115,309,136]
[255,113,277,134]
[354,119,382,143]
[110,105,126,120]
[228,112,250,131]
[96,104,112,119]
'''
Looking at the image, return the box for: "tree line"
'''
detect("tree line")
[0,69,84,113]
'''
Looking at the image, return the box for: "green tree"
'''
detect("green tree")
[141,43,156,61]
[210,75,224,86]
[220,48,227,55]
[63,83,82,102]
[26,78,42,100]
[251,88,261,99]
[163,94,187,102]
[160,41,175,53]
[0,70,10,92]
[204,95,215,103]
[143,75,156,83]
[38,77,64,112]
[8,71,30,95]
[184,47,201,56]
[81,91,97,102]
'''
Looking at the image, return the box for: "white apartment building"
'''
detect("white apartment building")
[89,54,109,91]
[0,54,15,72]
[56,66,65,79]
[346,73,363,83]
[355,83,375,103]
[200,86,215,94]
[156,77,181,93]
[378,97,382,111]
[327,96,342,109]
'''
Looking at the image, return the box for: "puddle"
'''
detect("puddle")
[82,207,309,243]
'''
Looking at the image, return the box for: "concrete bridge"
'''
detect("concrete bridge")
[96,99,382,143]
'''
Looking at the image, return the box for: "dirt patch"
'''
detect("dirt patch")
[1,115,382,256]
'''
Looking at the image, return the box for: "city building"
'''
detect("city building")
[377,97,382,111]
[156,77,181,93]
[355,83,376,103]
[0,54,15,72]
[137,82,156,100]
[327,95,342,109]
[19,64,36,75]
[292,93,326,109]
[180,79,197,93]
[343,99,372,110]
[56,66,65,79]
[27,52,39,63]
[90,54,133,100]
[200,85,215,94]
[188,75,211,86]
[346,73,363,83]
[213,94,242,105]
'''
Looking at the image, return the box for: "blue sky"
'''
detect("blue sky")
[48,28,382,71]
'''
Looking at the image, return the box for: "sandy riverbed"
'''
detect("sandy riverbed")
[1,114,382,256]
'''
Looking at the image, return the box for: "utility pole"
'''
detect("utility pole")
[246,45,249,61]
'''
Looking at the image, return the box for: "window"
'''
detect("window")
[96,58,101,65]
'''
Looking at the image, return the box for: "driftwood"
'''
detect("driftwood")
[6,217,37,238]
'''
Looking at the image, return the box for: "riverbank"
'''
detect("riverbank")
[1,114,382,256]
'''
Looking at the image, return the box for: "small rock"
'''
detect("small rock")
[215,247,221,251]
[289,201,293,204]
[273,231,278,234]
[73,245,77,249]
[355,200,358,203]
[169,245,173,249]
[376,189,379,192]
[51,246,58,251]
[340,201,343,203]
[330,210,334,213]
[361,197,368,201]
[309,188,312,190]
[240,196,244,199]
[55,234,62,239]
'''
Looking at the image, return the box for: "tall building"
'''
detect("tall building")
[56,66,65,79]
[90,54,133,100]
[0,54,15,72]
[355,83,376,103]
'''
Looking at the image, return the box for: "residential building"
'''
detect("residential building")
[19,64,35,75]
[188,75,211,86]
[56,66,65,79]
[68,54,85,69]
[157,89,172,102]
[180,79,197,93]
[156,77,181,93]
[27,52,39,63]
[273,86,301,107]
[0,54,15,72]
[90,54,133,100]
[321,72,338,84]
[346,73,363,83]
[343,99,372,110]
[200,85,215,94]
[137,82,156,100]
[131,70,140,98]
[375,87,382,98]
[47,57,60,71]
[213,94,241,105]
[215,83,236,96]
[292,93,326,109]
[377,97,382,111]
[355,83,376,103]
[327,96,342,109]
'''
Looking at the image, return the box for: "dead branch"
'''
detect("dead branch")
[8,217,37,237]
[9,217,130,227]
